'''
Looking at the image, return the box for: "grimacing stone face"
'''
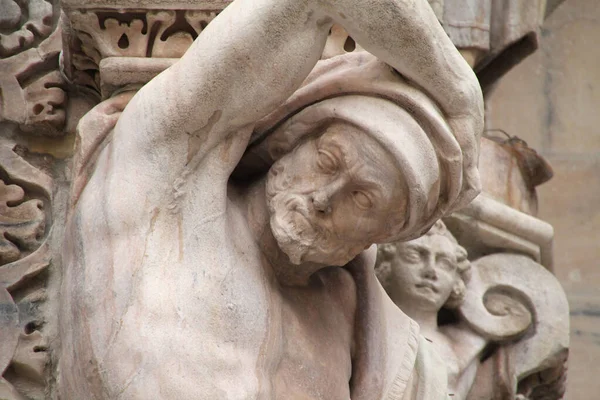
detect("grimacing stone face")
[266,122,407,266]
[389,234,462,312]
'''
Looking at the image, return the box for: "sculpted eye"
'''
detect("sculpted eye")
[437,256,456,271]
[317,150,338,173]
[352,190,373,209]
[400,249,421,263]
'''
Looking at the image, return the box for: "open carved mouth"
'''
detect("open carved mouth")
[272,202,315,243]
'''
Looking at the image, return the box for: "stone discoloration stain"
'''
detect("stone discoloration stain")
[186,110,222,165]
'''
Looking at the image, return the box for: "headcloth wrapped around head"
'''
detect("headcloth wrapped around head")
[234,52,481,241]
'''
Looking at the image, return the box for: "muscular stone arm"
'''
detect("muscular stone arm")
[114,0,333,184]
[115,0,482,192]
[319,0,482,118]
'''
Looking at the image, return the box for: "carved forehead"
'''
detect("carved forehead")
[317,122,404,183]
[400,234,457,257]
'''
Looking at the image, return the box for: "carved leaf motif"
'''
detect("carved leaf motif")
[0,20,66,136]
[0,147,51,399]
[21,70,67,136]
[11,330,48,384]
[0,0,54,58]
[0,180,45,266]
[63,8,225,96]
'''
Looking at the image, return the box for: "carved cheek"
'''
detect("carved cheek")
[331,206,371,239]
[394,262,417,284]
[438,272,457,297]
[328,211,351,238]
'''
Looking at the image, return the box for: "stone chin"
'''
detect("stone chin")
[269,209,360,267]
[266,182,320,265]
[265,166,360,267]
[269,212,311,265]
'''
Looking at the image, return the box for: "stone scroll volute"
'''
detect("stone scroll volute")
[462,253,569,400]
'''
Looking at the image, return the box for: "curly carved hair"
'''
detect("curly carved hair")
[375,220,471,309]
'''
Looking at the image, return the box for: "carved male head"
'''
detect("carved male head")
[237,52,482,268]
[266,121,408,266]
[375,221,471,312]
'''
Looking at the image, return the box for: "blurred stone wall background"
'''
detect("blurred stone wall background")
[486,0,600,398]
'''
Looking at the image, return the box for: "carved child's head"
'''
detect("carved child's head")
[266,121,407,266]
[375,221,471,312]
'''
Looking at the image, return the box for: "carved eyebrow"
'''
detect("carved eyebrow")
[402,243,429,253]
[320,139,390,199]
[355,181,384,201]
[319,137,355,165]
[435,252,456,261]
[350,165,389,198]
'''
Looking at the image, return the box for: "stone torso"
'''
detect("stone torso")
[59,134,357,399]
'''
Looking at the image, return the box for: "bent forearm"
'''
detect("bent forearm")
[125,0,482,165]
[314,0,483,119]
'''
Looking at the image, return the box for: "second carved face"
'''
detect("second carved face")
[389,234,461,311]
[376,222,471,314]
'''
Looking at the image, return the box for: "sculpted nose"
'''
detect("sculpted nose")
[311,178,346,214]
[312,191,331,213]
[421,258,437,280]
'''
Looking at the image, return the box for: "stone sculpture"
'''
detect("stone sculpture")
[0,0,574,399]
[376,221,480,399]
[57,0,485,398]
[376,221,569,399]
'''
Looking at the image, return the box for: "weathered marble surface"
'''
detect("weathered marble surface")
[0,0,576,399]
[57,0,484,398]
[485,2,599,396]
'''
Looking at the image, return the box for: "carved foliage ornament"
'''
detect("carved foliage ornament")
[0,146,52,400]
[0,0,54,58]
[62,8,221,94]
[0,0,67,136]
